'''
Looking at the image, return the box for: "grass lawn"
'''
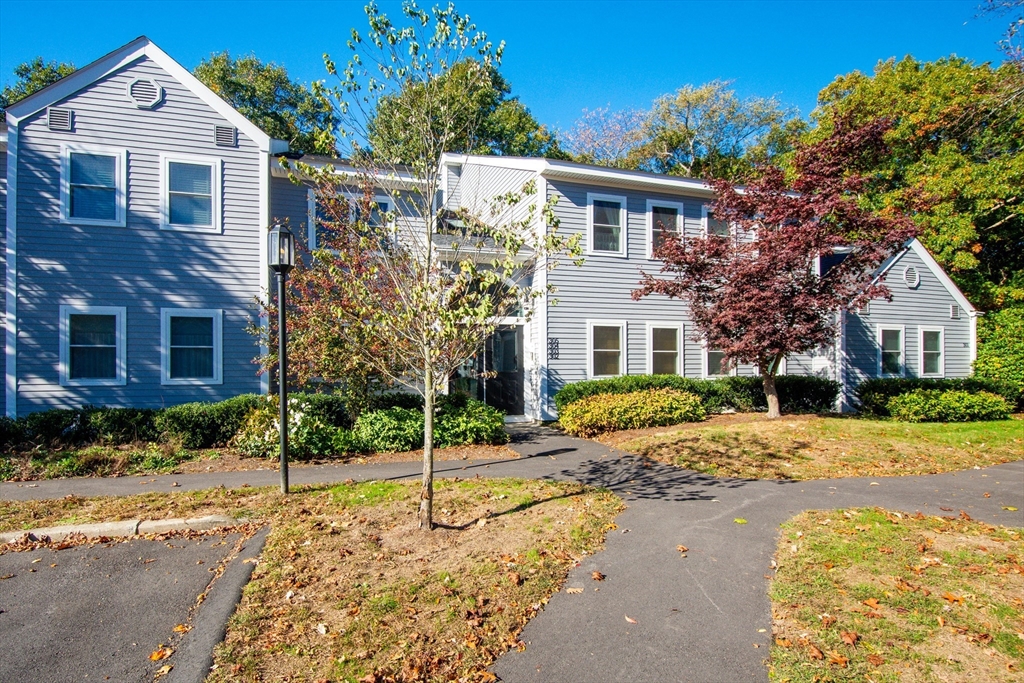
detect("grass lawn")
[611,414,1023,480]
[769,508,1024,682]
[0,477,622,682]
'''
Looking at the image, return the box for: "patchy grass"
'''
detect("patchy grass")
[613,415,1023,480]
[769,507,1024,682]
[0,478,622,682]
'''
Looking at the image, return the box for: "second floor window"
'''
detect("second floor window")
[704,207,731,237]
[161,155,221,231]
[588,193,627,256]
[648,200,684,258]
[61,145,126,227]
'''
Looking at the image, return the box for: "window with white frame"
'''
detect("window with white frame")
[588,193,627,256]
[61,145,126,226]
[160,155,221,231]
[647,200,683,258]
[161,309,223,384]
[648,324,681,374]
[589,322,624,377]
[705,346,728,377]
[920,327,944,377]
[59,305,126,386]
[878,326,904,376]
[308,192,391,250]
[702,205,731,237]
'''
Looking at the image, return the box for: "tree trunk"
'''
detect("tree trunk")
[419,363,434,530]
[761,361,781,419]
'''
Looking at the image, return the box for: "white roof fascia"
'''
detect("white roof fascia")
[272,156,422,188]
[907,238,977,313]
[4,36,282,155]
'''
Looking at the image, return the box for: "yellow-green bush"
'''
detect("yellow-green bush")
[559,389,706,438]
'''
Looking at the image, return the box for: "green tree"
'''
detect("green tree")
[808,56,1024,309]
[973,305,1024,406]
[367,59,563,164]
[563,81,803,181]
[194,51,337,155]
[0,57,76,112]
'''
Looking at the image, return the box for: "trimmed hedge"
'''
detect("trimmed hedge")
[888,390,1012,423]
[553,374,841,415]
[854,377,1020,417]
[155,394,264,449]
[435,400,507,448]
[974,306,1024,409]
[559,389,706,438]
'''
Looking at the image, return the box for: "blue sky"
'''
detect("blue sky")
[0,0,1009,130]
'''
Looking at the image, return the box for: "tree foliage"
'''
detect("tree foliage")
[634,118,916,417]
[0,57,76,112]
[367,59,563,164]
[563,81,804,181]
[808,56,1024,309]
[194,51,337,155]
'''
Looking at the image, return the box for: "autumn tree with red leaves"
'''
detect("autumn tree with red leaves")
[634,118,917,418]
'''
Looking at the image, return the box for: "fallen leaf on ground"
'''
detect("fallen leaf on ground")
[591,571,605,581]
[820,615,836,628]
[172,624,191,633]
[867,654,885,666]
[676,545,688,553]
[149,647,173,661]
[960,510,972,521]
[828,651,849,667]
[807,645,824,660]
[625,615,637,624]
[940,507,954,512]
[840,631,859,646]
[154,664,172,678]
[862,598,881,609]
[942,592,965,605]
[776,638,792,647]
[1003,506,1018,511]
[566,587,583,594]
[734,518,748,525]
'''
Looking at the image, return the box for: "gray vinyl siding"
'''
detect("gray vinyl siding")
[544,178,759,401]
[1,146,5,417]
[844,248,973,397]
[14,56,264,414]
[270,175,311,248]
[445,162,536,226]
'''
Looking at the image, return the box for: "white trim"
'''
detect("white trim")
[306,187,316,248]
[125,77,164,109]
[902,265,920,288]
[918,325,945,378]
[969,311,979,364]
[258,152,270,395]
[60,144,127,227]
[701,340,736,378]
[159,153,222,233]
[5,37,283,153]
[160,308,223,385]
[586,192,628,258]
[837,309,849,412]
[535,176,552,420]
[701,203,733,239]
[59,305,127,387]
[876,324,906,378]
[586,320,626,378]
[6,127,18,417]
[645,199,685,260]
[645,322,683,375]
[905,239,976,313]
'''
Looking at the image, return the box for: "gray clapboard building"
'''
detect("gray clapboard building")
[2,38,978,419]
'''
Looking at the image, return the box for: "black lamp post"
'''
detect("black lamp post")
[268,224,296,494]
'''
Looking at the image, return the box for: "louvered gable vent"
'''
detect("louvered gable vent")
[126,78,163,109]
[950,304,961,320]
[215,125,237,147]
[47,107,73,131]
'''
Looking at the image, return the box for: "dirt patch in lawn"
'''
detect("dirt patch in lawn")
[0,478,622,682]
[769,508,1024,682]
[612,414,1022,480]
[2,443,518,482]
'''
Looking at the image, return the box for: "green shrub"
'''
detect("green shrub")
[231,395,344,459]
[21,408,89,447]
[435,399,508,448]
[156,394,263,448]
[300,393,351,428]
[553,374,840,415]
[974,306,1024,410]
[887,389,1012,422]
[559,389,706,438]
[855,377,1019,417]
[0,416,26,451]
[84,407,160,445]
[367,392,425,412]
[353,407,424,453]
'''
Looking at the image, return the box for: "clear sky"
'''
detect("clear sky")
[0,0,1010,130]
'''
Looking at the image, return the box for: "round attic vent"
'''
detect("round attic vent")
[126,78,164,109]
[903,265,920,288]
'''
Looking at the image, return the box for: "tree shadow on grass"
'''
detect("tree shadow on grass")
[633,431,813,480]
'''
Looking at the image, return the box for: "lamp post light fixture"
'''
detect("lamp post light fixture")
[268,224,296,494]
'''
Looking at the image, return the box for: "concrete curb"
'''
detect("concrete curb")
[0,514,241,544]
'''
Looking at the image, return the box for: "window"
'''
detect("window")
[705,347,729,377]
[161,309,223,384]
[160,154,221,232]
[920,327,944,377]
[59,305,126,386]
[647,324,681,375]
[588,321,624,377]
[702,205,730,237]
[308,192,391,250]
[587,193,627,256]
[647,200,684,258]
[878,326,904,377]
[61,145,126,227]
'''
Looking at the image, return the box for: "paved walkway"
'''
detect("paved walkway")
[2,426,1022,683]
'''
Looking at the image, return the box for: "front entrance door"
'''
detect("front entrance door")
[451,325,525,416]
